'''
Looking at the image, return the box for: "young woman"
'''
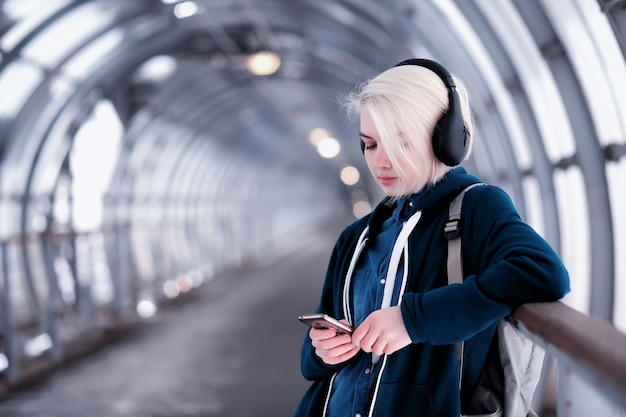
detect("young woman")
[294,59,570,417]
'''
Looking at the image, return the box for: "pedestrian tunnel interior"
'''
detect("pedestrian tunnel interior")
[0,0,625,414]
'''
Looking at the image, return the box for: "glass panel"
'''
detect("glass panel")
[1,0,72,52]
[0,200,21,238]
[521,176,545,237]
[24,239,49,315]
[132,54,178,84]
[20,3,116,68]
[541,0,626,147]
[475,0,576,163]
[607,161,626,332]
[433,0,533,167]
[0,61,43,119]
[86,233,114,305]
[70,100,123,232]
[28,78,81,196]
[573,0,626,143]
[62,28,125,81]
[5,242,33,324]
[2,75,74,198]
[52,173,71,229]
[554,167,590,314]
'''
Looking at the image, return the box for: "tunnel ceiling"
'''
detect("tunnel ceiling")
[0,0,626,328]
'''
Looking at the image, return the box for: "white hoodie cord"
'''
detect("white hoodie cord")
[371,210,422,364]
[343,227,369,326]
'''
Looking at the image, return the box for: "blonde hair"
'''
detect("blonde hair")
[344,64,474,194]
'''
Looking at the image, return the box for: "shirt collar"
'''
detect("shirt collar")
[395,187,433,221]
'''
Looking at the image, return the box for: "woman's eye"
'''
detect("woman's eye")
[364,143,377,150]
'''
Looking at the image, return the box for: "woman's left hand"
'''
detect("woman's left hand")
[351,306,412,356]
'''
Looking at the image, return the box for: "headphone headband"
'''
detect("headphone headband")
[394,58,457,89]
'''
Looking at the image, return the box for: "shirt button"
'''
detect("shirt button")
[356,414,362,417]
[380,278,386,284]
[364,368,371,374]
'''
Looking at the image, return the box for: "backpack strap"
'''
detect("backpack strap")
[445,183,484,389]
[446,183,484,285]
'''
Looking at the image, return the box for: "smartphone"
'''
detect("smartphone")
[298,313,353,334]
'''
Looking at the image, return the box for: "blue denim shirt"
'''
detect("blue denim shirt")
[327,191,426,417]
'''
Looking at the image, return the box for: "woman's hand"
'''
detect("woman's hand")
[309,321,360,365]
[352,306,411,356]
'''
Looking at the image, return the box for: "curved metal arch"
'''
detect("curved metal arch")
[532,0,615,320]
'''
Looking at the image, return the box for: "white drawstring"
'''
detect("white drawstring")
[372,210,422,364]
[343,227,369,326]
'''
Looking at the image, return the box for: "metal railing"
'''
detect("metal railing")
[513,302,626,416]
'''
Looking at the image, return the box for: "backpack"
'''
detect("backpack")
[446,183,545,417]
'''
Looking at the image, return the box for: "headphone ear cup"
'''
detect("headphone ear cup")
[431,88,469,166]
[394,58,470,166]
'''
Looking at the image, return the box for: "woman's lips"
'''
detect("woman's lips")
[377,176,396,186]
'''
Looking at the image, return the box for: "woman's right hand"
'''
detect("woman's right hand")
[309,322,360,365]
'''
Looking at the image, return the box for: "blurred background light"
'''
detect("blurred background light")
[245,51,281,76]
[316,137,340,159]
[136,300,158,318]
[340,166,360,185]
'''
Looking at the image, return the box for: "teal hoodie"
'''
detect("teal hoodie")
[295,167,570,417]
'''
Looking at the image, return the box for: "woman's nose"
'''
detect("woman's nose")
[375,150,391,169]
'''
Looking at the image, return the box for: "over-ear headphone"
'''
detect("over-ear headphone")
[360,58,470,166]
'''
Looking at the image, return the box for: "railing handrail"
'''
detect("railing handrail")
[512,301,626,410]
